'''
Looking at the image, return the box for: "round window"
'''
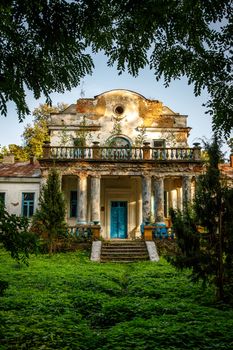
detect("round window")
[114,105,124,115]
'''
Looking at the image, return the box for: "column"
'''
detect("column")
[170,189,177,210]
[91,175,101,223]
[142,175,151,223]
[177,187,182,210]
[153,176,164,222]
[77,175,87,223]
[182,175,192,209]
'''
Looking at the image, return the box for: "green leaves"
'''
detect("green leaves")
[170,137,233,300]
[0,203,37,265]
[1,1,232,134]
[1,251,233,349]
[31,168,67,253]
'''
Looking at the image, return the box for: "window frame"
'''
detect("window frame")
[153,139,166,148]
[22,192,35,218]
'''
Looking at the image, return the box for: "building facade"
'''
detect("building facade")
[38,89,203,239]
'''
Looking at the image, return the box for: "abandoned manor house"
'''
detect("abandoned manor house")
[0,89,232,243]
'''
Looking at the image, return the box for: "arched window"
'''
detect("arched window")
[108,136,131,148]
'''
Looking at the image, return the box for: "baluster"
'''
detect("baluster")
[190,149,194,159]
[166,149,169,159]
[74,148,77,158]
[162,149,166,160]
[158,149,161,159]
[88,148,91,159]
[180,149,183,159]
[103,148,107,160]
[133,148,136,159]
[139,148,142,159]
[171,148,174,159]
[175,148,178,159]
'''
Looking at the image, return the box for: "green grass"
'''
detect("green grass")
[0,248,233,349]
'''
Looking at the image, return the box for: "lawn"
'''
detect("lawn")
[0,248,233,349]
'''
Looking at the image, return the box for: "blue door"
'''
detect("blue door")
[110,201,127,239]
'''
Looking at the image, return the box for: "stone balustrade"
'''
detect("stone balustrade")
[42,143,201,162]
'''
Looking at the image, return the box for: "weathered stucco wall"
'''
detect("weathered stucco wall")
[49,89,190,148]
[0,180,40,216]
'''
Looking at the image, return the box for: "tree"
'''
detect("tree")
[0,202,37,264]
[170,138,233,302]
[23,103,68,159]
[0,144,28,162]
[31,168,67,254]
[0,202,37,295]
[0,1,232,135]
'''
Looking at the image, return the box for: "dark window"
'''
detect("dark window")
[70,191,77,217]
[0,192,5,206]
[153,139,165,148]
[22,193,35,217]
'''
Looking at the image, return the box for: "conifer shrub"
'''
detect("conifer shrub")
[31,168,67,254]
[169,138,233,302]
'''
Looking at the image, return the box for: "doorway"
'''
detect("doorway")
[110,201,128,238]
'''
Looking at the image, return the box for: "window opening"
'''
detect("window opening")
[153,139,165,148]
[22,193,35,217]
[70,191,77,218]
[0,192,5,206]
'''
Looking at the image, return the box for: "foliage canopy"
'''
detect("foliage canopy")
[170,138,233,301]
[0,202,37,265]
[0,1,232,135]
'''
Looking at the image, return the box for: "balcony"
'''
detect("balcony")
[42,143,201,162]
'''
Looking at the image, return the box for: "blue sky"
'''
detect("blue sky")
[0,52,223,152]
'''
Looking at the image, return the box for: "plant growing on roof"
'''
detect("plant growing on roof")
[74,115,93,146]
[110,118,122,136]
[134,126,147,146]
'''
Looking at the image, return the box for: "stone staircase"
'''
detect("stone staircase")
[100,240,150,263]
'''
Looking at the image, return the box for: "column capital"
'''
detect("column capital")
[153,175,164,180]
[141,173,151,178]
[78,173,88,180]
[90,174,101,179]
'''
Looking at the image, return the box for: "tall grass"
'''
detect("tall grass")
[0,248,233,349]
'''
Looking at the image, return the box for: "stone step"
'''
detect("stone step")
[101,255,149,262]
[100,241,149,263]
[101,247,146,252]
[101,252,149,257]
